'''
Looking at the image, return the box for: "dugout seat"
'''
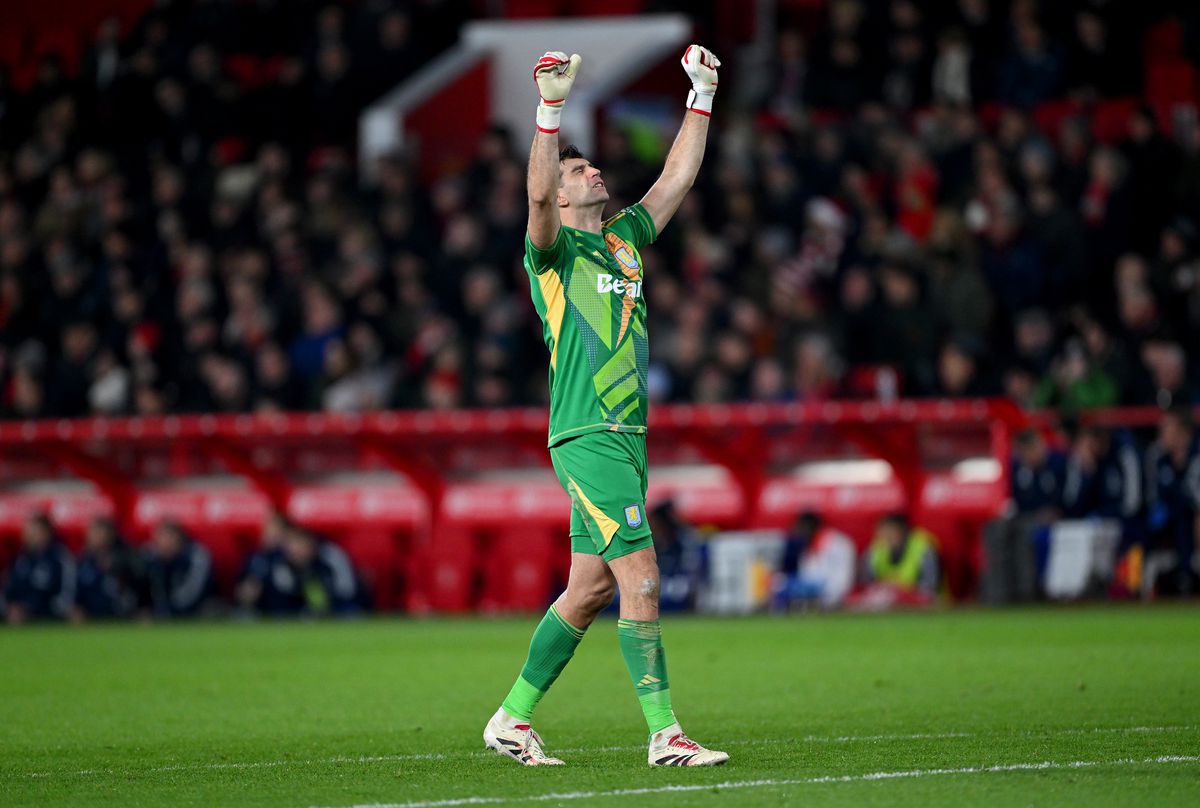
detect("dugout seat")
[336,528,405,610]
[406,526,477,613]
[478,527,559,612]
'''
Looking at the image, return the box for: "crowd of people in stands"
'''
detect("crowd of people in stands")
[0,511,367,623]
[0,1,1198,417]
[984,405,1200,601]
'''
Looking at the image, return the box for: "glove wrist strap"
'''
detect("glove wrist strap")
[686,89,713,116]
[536,101,563,134]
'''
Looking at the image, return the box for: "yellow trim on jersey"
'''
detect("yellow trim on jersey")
[549,422,646,447]
[537,270,566,370]
[568,476,620,547]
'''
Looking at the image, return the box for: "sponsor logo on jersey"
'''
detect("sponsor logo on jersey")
[597,273,643,298]
[624,504,643,528]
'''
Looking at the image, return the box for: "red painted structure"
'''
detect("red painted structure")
[0,400,1050,611]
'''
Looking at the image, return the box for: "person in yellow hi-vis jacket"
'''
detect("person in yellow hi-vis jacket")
[851,513,940,610]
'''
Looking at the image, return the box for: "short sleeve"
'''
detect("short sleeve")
[603,203,657,250]
[524,228,567,275]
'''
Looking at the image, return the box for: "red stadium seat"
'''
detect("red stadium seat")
[337,528,406,610]
[478,527,559,613]
[576,0,644,15]
[32,28,80,75]
[1033,99,1081,140]
[1090,98,1140,143]
[406,526,477,613]
[0,33,23,71]
[502,0,562,18]
[1143,18,1184,64]
[1146,60,1198,107]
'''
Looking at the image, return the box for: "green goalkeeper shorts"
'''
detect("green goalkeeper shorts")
[549,430,653,562]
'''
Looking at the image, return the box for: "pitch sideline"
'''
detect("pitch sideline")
[18,724,1198,780]
[315,755,1200,808]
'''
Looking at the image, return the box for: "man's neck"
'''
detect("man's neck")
[561,206,604,234]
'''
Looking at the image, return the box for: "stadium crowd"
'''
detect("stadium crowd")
[2,1,1200,611]
[0,1,1198,417]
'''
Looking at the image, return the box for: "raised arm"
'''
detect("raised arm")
[639,45,720,235]
[528,51,581,249]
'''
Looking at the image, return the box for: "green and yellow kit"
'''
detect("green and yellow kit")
[524,204,657,561]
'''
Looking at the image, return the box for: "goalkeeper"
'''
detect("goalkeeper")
[483,45,728,768]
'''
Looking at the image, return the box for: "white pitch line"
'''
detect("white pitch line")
[313,755,1200,808]
[18,724,1198,780]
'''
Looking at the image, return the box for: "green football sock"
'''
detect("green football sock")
[617,618,677,734]
[501,604,585,721]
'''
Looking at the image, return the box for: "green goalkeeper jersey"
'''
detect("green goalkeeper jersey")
[525,203,657,447]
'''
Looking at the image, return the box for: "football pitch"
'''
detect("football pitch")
[2,607,1199,807]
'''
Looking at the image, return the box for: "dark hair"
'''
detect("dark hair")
[795,510,821,533]
[1014,428,1041,448]
[880,512,909,530]
[26,512,53,532]
[559,144,585,162]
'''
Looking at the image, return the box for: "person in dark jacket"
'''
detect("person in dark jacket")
[649,500,704,613]
[1144,406,1200,595]
[235,511,291,615]
[1050,422,1143,591]
[2,513,75,623]
[143,520,215,618]
[265,524,363,616]
[1062,424,1142,524]
[74,516,142,620]
[981,429,1066,603]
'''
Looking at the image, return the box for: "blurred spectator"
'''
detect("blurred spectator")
[264,524,364,616]
[235,511,290,615]
[875,261,937,392]
[144,521,215,618]
[981,429,1065,603]
[73,517,141,620]
[649,500,704,613]
[1139,338,1199,409]
[1144,407,1200,596]
[1062,424,1142,525]
[930,335,990,397]
[771,511,856,611]
[998,18,1062,108]
[0,2,1195,446]
[1033,337,1118,416]
[1,513,75,623]
[852,513,939,609]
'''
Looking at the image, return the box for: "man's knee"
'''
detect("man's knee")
[571,577,616,615]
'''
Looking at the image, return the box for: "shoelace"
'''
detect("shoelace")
[668,733,701,751]
[520,727,552,760]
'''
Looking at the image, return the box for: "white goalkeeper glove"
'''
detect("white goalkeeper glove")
[533,50,582,134]
[680,44,720,116]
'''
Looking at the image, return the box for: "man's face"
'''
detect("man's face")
[86,520,113,552]
[1016,435,1045,468]
[23,519,50,551]
[283,530,317,566]
[1159,416,1191,454]
[153,526,182,558]
[880,522,905,550]
[558,158,608,209]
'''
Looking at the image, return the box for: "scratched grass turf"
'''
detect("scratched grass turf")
[2,606,1199,807]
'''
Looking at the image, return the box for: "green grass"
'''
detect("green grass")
[2,607,1199,807]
